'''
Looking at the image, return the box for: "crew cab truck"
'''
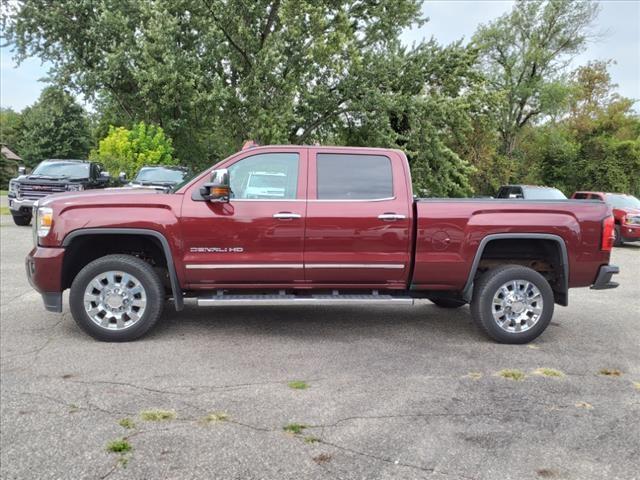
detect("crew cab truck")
[26,145,619,343]
[8,159,111,226]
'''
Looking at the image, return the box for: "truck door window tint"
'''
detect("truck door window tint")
[317,154,393,199]
[227,153,299,199]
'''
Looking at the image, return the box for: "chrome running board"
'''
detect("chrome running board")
[196,291,414,307]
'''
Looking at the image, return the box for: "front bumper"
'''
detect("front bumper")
[9,197,35,215]
[621,223,640,242]
[590,264,619,290]
[26,246,65,313]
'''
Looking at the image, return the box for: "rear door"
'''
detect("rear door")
[304,149,412,286]
[180,147,307,286]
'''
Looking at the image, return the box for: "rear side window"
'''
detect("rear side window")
[573,193,589,199]
[317,154,393,200]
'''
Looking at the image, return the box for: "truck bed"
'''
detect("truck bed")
[411,198,612,291]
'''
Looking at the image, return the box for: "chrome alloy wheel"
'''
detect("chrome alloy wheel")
[491,280,544,333]
[83,271,147,330]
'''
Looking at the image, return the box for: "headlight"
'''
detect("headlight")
[36,206,53,238]
[9,180,19,195]
[626,215,640,225]
[66,184,84,191]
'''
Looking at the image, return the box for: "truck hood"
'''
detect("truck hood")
[39,187,169,209]
[613,207,640,217]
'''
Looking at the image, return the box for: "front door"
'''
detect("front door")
[180,148,307,286]
[304,149,412,286]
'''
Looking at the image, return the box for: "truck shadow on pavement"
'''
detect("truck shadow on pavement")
[143,303,485,344]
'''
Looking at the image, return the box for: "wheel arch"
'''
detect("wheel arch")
[62,228,183,310]
[462,233,569,306]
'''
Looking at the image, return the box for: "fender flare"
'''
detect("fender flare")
[461,233,569,306]
[62,228,184,311]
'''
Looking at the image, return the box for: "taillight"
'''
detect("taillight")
[601,216,615,251]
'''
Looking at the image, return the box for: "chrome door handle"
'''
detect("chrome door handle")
[378,213,406,221]
[273,212,302,220]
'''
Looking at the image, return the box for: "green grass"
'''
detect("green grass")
[139,409,176,421]
[0,190,8,196]
[533,368,564,378]
[0,206,10,216]
[118,418,136,429]
[598,368,622,377]
[106,438,132,454]
[283,423,307,434]
[203,412,229,423]
[288,380,309,390]
[498,369,525,381]
[304,435,320,444]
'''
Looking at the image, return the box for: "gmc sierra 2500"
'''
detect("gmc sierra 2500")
[26,145,619,343]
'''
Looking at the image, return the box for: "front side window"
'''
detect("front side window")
[228,153,299,200]
[317,154,393,200]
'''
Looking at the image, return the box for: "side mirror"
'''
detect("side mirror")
[200,168,230,203]
[18,166,26,175]
[508,193,523,199]
[119,171,127,182]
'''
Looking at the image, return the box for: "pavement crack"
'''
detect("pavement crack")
[316,438,476,480]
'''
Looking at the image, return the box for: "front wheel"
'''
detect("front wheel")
[69,254,165,341]
[12,214,32,226]
[470,265,554,344]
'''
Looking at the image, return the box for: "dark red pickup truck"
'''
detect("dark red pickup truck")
[26,145,619,343]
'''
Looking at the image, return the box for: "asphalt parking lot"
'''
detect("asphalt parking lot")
[1,213,639,480]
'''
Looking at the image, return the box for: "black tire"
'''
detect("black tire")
[12,214,31,226]
[470,265,554,344]
[69,254,164,341]
[613,225,623,247]
[429,297,467,309]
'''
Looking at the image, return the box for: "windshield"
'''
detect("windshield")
[32,161,89,178]
[134,167,188,183]
[169,171,198,192]
[524,187,567,200]
[606,194,640,209]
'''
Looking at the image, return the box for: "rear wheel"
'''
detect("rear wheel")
[69,254,164,341]
[12,214,31,226]
[613,225,623,247]
[470,265,554,344]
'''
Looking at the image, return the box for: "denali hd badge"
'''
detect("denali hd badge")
[190,247,244,253]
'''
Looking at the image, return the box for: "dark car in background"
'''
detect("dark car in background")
[496,185,567,200]
[571,191,640,246]
[8,159,110,226]
[123,165,192,191]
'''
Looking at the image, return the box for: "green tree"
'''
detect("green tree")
[90,122,177,178]
[6,0,424,167]
[473,0,599,160]
[519,61,640,196]
[0,108,23,152]
[16,87,91,166]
